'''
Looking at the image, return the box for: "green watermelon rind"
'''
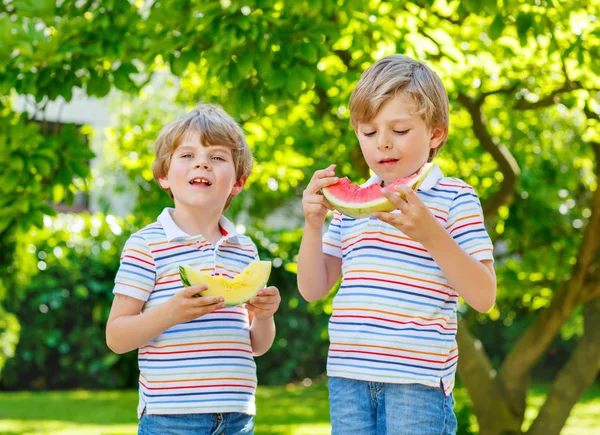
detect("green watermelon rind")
[323,163,434,219]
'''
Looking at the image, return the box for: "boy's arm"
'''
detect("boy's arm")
[297,165,342,302]
[246,286,281,356]
[297,223,342,302]
[421,233,496,312]
[106,286,226,354]
[249,311,275,357]
[106,294,174,354]
[375,184,496,313]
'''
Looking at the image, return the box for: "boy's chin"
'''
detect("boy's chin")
[176,198,228,212]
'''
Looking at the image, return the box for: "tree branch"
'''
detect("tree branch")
[457,93,521,218]
[514,80,582,110]
[527,298,600,435]
[498,137,600,419]
[456,318,521,433]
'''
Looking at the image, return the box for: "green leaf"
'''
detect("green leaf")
[489,15,505,40]
[113,62,138,92]
[2,171,21,193]
[32,157,53,177]
[267,69,286,90]
[87,72,111,98]
[170,51,197,76]
[255,54,272,77]
[52,184,65,203]
[286,73,303,94]
[9,155,24,171]
[299,43,318,62]
[236,51,253,79]
[516,12,533,47]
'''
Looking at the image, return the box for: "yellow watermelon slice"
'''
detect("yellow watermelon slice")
[322,162,434,219]
[179,261,272,306]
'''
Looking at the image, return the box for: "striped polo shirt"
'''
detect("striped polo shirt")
[322,164,494,395]
[113,208,259,417]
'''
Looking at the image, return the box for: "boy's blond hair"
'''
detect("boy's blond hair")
[152,104,253,210]
[349,54,449,161]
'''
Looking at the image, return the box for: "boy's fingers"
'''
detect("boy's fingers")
[313,165,336,181]
[185,285,208,296]
[381,188,408,212]
[317,177,339,189]
[372,212,398,225]
[257,287,279,296]
[195,296,225,306]
[395,185,418,204]
[246,303,272,314]
[197,303,226,315]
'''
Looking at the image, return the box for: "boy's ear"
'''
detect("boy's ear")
[230,175,248,197]
[158,175,170,190]
[429,126,447,150]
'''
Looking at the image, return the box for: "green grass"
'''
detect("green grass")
[0,382,598,434]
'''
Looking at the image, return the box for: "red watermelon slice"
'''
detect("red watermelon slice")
[322,162,434,219]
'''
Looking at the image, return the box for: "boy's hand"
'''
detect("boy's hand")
[246,286,281,320]
[302,164,338,229]
[165,285,226,325]
[373,185,444,244]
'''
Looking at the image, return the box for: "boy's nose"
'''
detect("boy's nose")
[377,136,392,150]
[195,162,211,170]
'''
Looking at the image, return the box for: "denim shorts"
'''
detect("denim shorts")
[328,377,457,435]
[138,410,254,435]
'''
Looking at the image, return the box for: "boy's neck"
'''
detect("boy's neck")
[169,207,224,246]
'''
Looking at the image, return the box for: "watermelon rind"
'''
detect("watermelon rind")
[323,162,434,219]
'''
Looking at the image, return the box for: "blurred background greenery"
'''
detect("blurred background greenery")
[1,0,599,434]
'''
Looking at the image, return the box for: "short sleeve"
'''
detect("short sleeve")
[446,185,494,263]
[322,212,343,258]
[113,233,156,301]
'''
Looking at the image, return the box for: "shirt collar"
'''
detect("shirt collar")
[157,208,239,244]
[361,163,443,192]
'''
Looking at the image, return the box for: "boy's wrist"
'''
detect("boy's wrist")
[420,220,451,250]
[303,219,324,232]
[252,313,275,323]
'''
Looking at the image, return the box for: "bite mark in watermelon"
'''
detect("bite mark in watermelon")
[322,162,434,219]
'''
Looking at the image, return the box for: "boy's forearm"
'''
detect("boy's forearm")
[297,223,329,302]
[422,225,496,313]
[106,303,174,354]
[250,316,275,356]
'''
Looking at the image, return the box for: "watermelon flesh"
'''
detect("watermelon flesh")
[322,162,434,219]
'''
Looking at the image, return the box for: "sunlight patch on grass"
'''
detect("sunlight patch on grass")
[0,382,598,434]
[0,420,137,435]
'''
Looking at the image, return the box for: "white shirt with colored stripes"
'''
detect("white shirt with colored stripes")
[322,164,494,396]
[113,208,259,417]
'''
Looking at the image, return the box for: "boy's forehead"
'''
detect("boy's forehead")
[177,132,233,153]
[360,94,420,125]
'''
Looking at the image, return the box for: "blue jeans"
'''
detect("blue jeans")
[328,377,457,435]
[138,410,254,435]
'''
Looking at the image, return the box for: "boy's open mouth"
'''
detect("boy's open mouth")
[189,177,212,186]
[378,158,399,164]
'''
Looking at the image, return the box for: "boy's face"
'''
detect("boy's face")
[354,93,445,184]
[159,130,245,214]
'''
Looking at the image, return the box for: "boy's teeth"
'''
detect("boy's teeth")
[190,178,211,185]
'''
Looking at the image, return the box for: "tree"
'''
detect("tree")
[1,1,599,433]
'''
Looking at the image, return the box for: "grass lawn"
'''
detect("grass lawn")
[0,382,598,434]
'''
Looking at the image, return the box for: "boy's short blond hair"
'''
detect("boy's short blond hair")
[349,54,449,161]
[152,104,253,210]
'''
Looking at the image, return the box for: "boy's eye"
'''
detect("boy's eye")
[212,156,226,161]
[362,131,376,137]
[393,129,410,135]
[181,154,193,158]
